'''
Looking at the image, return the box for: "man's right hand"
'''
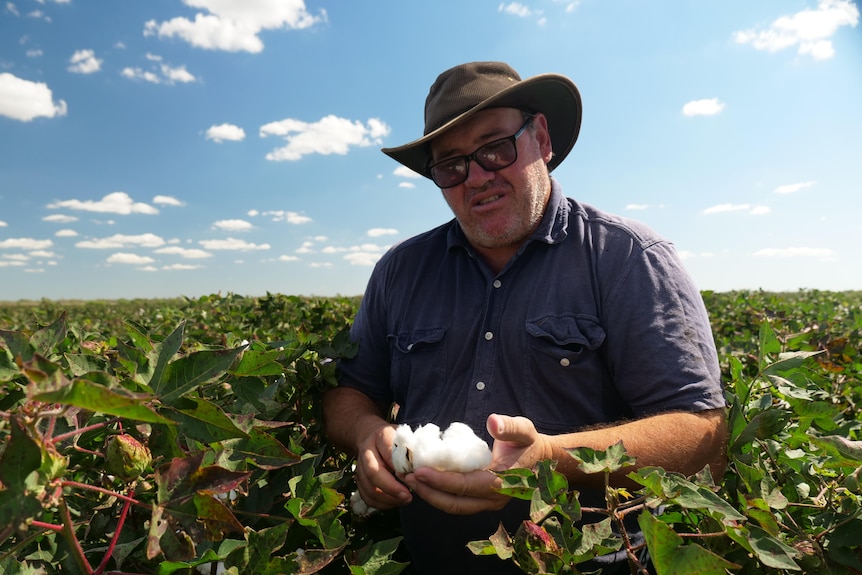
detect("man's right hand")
[353,422,413,509]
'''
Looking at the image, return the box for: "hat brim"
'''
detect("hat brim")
[382,73,582,179]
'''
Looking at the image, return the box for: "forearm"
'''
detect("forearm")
[545,408,728,489]
[322,386,391,455]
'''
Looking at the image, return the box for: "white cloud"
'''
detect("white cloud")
[198,238,270,251]
[154,246,212,259]
[106,252,155,265]
[296,241,315,254]
[344,251,383,266]
[394,166,422,179]
[213,219,253,232]
[26,49,43,58]
[774,180,817,194]
[0,237,53,250]
[143,0,325,53]
[0,220,6,227]
[367,228,398,237]
[0,260,26,267]
[43,214,78,223]
[753,246,834,258]
[733,0,859,60]
[0,72,67,121]
[153,195,185,206]
[259,210,312,224]
[260,115,390,161]
[76,233,165,249]
[702,203,770,216]
[278,254,300,262]
[206,123,246,142]
[7,3,20,16]
[163,263,202,270]
[55,229,77,237]
[499,2,533,17]
[47,192,158,215]
[682,98,725,117]
[67,49,102,74]
[120,56,197,85]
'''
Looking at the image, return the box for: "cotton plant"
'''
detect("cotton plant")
[350,422,493,517]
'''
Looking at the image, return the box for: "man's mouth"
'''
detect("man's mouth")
[477,194,501,206]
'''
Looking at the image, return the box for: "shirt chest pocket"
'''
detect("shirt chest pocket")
[387,327,447,421]
[523,314,610,432]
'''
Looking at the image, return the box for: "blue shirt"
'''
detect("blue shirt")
[337,180,725,573]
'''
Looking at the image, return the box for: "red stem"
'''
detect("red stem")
[60,498,94,574]
[30,520,64,533]
[60,481,145,508]
[93,488,135,575]
[50,418,120,445]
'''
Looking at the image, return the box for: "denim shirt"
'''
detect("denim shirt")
[339,179,724,441]
[336,180,725,574]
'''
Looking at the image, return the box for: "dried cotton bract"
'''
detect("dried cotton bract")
[392,422,492,474]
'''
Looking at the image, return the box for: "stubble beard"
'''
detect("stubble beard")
[463,163,550,250]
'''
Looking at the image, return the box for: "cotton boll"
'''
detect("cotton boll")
[440,422,493,472]
[392,422,492,473]
[349,490,378,517]
[392,424,418,474]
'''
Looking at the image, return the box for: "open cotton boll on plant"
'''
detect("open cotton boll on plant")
[350,422,493,517]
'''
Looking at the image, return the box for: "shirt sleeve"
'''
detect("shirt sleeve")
[600,239,726,417]
[335,260,395,405]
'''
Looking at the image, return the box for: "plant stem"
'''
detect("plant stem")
[30,520,64,532]
[93,488,135,575]
[61,480,146,508]
[51,417,120,445]
[60,498,94,575]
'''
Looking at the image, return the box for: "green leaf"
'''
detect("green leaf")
[763,350,823,375]
[347,537,408,575]
[29,312,68,357]
[745,525,801,570]
[156,347,245,405]
[0,415,42,491]
[164,396,249,443]
[233,347,283,377]
[730,409,790,451]
[810,435,862,463]
[148,320,186,388]
[219,428,301,470]
[32,378,170,424]
[639,511,740,574]
[565,440,636,474]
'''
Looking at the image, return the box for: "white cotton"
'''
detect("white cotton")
[349,490,378,517]
[391,422,492,474]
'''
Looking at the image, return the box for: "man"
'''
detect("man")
[323,61,727,574]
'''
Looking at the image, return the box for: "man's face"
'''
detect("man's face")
[429,107,553,251]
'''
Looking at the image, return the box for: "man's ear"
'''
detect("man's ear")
[533,113,554,164]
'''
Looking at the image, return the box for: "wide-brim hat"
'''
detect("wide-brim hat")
[382,61,582,179]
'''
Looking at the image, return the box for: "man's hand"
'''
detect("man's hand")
[353,422,413,510]
[402,414,552,515]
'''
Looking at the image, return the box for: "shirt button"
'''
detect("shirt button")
[560,358,570,367]
[476,381,486,391]
[407,344,414,351]
[493,279,502,288]
[484,331,494,341]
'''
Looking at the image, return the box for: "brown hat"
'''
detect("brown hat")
[382,61,582,178]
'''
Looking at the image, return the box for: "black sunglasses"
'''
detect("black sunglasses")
[428,115,535,189]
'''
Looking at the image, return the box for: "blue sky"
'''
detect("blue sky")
[1,0,860,302]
